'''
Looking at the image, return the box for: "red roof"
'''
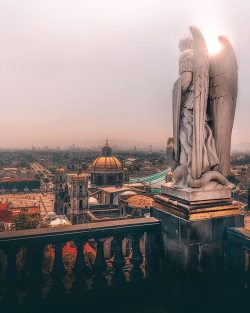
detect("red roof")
[0,203,8,211]
[0,203,12,222]
[0,204,40,223]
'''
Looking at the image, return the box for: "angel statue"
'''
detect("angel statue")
[166,26,238,188]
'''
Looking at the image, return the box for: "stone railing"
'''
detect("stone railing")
[227,227,250,287]
[0,218,160,307]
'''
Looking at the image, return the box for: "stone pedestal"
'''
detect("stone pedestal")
[152,183,245,272]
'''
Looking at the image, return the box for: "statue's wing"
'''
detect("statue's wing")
[209,36,238,176]
[172,78,182,162]
[190,26,209,179]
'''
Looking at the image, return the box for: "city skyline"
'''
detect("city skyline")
[1,3,250,310]
[1,0,250,148]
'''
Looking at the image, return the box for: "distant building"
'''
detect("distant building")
[66,173,89,224]
[119,194,153,217]
[54,165,67,192]
[54,164,89,223]
[0,167,34,180]
[93,186,134,206]
[0,178,40,193]
[54,166,67,214]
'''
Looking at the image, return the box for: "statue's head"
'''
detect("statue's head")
[179,37,193,52]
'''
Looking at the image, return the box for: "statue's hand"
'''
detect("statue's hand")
[181,71,193,94]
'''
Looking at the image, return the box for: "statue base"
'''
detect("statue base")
[151,183,245,272]
[157,183,240,220]
[161,181,231,202]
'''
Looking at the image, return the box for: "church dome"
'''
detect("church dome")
[93,156,122,170]
[92,140,122,170]
[88,197,99,206]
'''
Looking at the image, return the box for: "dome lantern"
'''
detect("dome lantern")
[102,139,112,157]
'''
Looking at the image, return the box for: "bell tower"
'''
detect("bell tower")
[54,165,67,214]
[67,173,89,224]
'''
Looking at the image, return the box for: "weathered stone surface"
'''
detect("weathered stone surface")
[199,241,224,271]
[162,237,189,271]
[212,215,244,240]
[180,218,213,243]
[151,204,244,272]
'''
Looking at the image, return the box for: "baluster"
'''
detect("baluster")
[124,237,132,257]
[130,232,144,280]
[3,245,19,304]
[145,231,160,277]
[41,244,54,300]
[93,238,107,287]
[110,238,115,258]
[71,239,88,295]
[16,246,30,303]
[50,242,65,297]
[112,235,126,284]
[245,249,250,288]
[26,244,44,303]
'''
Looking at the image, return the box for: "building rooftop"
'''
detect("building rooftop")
[67,173,88,181]
[97,186,131,194]
[126,195,154,209]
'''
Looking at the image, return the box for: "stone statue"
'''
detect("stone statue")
[167,27,238,188]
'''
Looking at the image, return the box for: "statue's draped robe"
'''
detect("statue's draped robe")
[176,48,219,185]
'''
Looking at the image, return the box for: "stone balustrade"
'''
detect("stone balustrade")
[0,218,160,306]
[227,227,250,287]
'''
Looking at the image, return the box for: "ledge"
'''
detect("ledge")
[0,217,160,246]
[227,227,250,249]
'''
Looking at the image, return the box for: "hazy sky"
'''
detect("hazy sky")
[0,0,249,149]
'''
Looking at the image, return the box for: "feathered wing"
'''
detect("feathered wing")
[172,78,182,162]
[190,26,209,179]
[209,36,238,176]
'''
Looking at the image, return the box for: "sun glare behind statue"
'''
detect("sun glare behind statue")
[206,36,222,56]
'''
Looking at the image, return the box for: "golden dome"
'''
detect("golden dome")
[93,156,122,170]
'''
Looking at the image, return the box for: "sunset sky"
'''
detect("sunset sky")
[0,0,249,149]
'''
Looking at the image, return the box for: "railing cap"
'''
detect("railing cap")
[0,217,160,246]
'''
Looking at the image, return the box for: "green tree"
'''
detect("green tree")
[227,174,240,185]
[13,212,40,230]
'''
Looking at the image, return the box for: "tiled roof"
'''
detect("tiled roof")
[92,156,122,170]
